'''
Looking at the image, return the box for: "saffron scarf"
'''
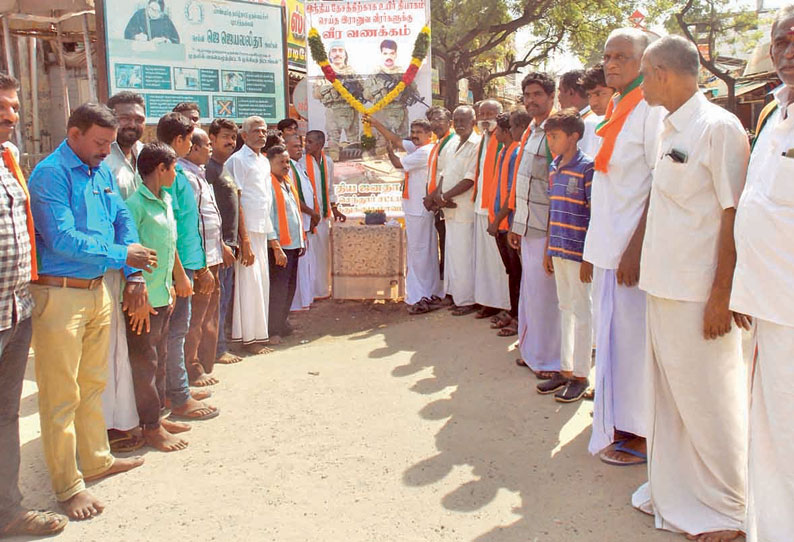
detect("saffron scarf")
[508,125,533,211]
[427,130,455,194]
[495,141,519,229]
[305,152,332,218]
[471,134,502,205]
[2,146,37,280]
[290,160,318,233]
[271,174,304,246]
[594,76,644,173]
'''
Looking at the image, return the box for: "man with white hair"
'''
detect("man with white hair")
[731,5,794,541]
[224,116,274,353]
[583,28,664,465]
[631,35,749,542]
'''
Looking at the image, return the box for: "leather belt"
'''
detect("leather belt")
[33,274,104,290]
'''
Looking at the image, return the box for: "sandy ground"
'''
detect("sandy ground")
[12,300,681,542]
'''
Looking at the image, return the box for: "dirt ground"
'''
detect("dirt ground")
[13,300,681,542]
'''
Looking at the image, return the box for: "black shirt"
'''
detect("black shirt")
[206,158,239,248]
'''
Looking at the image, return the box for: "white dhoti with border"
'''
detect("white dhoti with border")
[404,213,443,305]
[589,267,651,454]
[232,231,270,344]
[473,213,510,310]
[101,270,139,431]
[313,219,331,299]
[443,220,475,306]
[291,232,316,311]
[746,318,794,542]
[517,235,561,372]
[631,295,746,536]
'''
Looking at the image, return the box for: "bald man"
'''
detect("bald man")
[630,35,748,542]
[472,100,510,323]
[583,28,664,465]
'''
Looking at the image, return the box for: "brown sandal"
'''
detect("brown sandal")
[1,510,68,537]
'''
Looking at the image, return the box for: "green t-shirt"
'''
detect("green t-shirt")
[125,183,177,308]
[163,164,206,270]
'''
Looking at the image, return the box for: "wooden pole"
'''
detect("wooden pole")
[29,37,40,154]
[81,14,97,102]
[55,21,71,125]
[2,16,23,150]
[94,0,110,102]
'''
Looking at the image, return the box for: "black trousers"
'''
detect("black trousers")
[496,231,522,318]
[268,247,299,337]
[127,305,173,429]
[434,211,446,280]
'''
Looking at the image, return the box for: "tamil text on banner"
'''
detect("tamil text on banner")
[103,0,287,123]
[305,0,431,216]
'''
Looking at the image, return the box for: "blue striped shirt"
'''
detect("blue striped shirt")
[547,150,593,262]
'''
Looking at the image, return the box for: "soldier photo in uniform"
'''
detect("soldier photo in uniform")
[312,41,363,161]
[363,39,422,155]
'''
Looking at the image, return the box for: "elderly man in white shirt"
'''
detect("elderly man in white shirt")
[508,72,562,380]
[224,116,274,354]
[582,29,664,465]
[286,135,318,312]
[731,7,794,542]
[432,105,481,314]
[629,36,749,542]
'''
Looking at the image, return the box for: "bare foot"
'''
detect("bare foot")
[170,397,219,420]
[216,351,243,364]
[686,531,743,542]
[190,388,213,401]
[245,343,274,355]
[60,490,105,520]
[143,426,189,452]
[161,418,192,434]
[84,456,144,482]
[189,372,219,387]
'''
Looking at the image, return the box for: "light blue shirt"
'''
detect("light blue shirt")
[267,178,305,250]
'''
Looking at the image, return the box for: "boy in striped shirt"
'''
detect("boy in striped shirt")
[539,108,594,402]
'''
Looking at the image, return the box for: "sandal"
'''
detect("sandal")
[497,325,517,337]
[1,510,68,537]
[515,359,557,380]
[216,351,243,364]
[108,431,145,454]
[169,404,220,421]
[451,305,478,316]
[490,314,513,329]
[475,307,499,319]
[598,440,647,466]
[408,300,431,315]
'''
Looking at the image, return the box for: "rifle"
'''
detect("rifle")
[373,72,429,108]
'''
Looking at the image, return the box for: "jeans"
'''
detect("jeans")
[268,248,299,337]
[216,265,235,357]
[166,269,193,408]
[0,317,32,526]
[127,305,173,429]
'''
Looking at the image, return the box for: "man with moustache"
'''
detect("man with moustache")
[424,106,455,285]
[731,5,794,540]
[583,28,664,466]
[206,118,251,365]
[508,72,562,381]
[28,103,153,519]
[471,99,511,325]
[0,72,70,538]
[102,91,147,453]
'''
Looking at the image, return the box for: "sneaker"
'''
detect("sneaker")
[536,373,568,394]
[555,379,590,403]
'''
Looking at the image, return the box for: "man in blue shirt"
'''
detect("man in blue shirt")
[28,103,155,520]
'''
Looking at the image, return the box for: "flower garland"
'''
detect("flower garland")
[308,26,430,150]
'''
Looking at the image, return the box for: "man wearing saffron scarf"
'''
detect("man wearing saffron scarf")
[266,145,305,341]
[424,106,454,286]
[472,100,510,324]
[0,72,70,537]
[582,28,664,465]
[300,130,346,300]
[508,72,562,381]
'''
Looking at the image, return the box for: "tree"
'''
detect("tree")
[431,0,641,108]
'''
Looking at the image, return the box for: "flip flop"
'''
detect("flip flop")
[515,359,557,380]
[490,315,513,329]
[408,300,431,315]
[109,432,145,454]
[451,305,478,316]
[497,326,517,337]
[1,511,68,537]
[169,406,220,421]
[599,441,647,466]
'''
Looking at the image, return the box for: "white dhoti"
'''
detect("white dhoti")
[443,221,475,306]
[101,270,139,431]
[404,213,443,305]
[232,232,270,344]
[517,235,561,372]
[632,295,746,535]
[473,213,510,310]
[291,232,316,311]
[313,219,332,299]
[589,267,650,454]
[747,318,794,542]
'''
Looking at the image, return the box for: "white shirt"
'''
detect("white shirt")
[105,140,143,201]
[289,159,315,232]
[299,153,337,221]
[731,85,794,326]
[511,118,551,239]
[580,107,602,157]
[582,99,664,269]
[640,92,748,303]
[225,144,273,234]
[179,158,225,267]
[400,142,433,217]
[439,133,480,223]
